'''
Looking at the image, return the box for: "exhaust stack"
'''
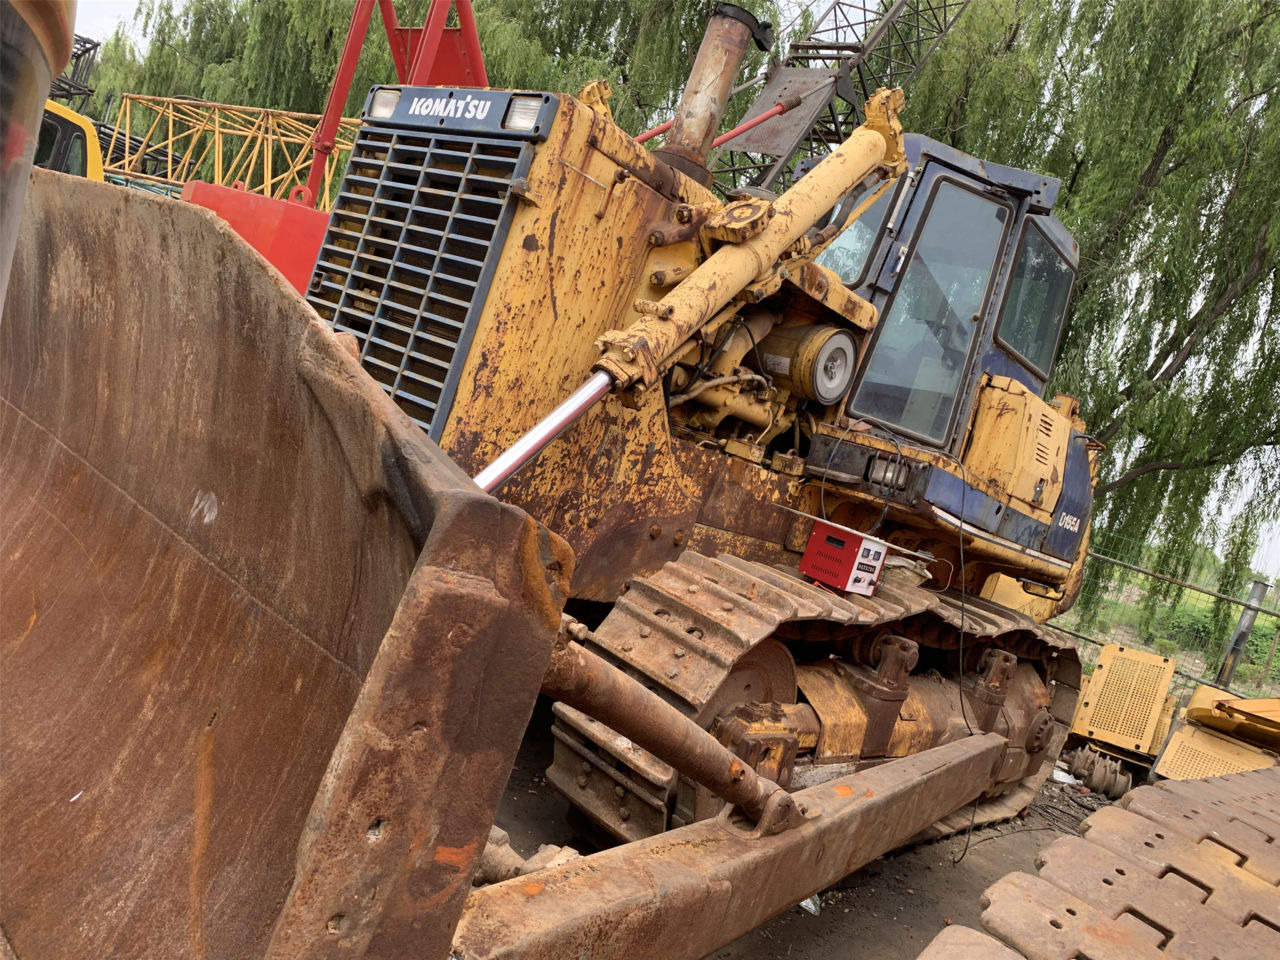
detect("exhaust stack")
[655,3,774,186]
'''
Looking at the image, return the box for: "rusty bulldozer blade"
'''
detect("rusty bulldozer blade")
[452,734,1005,960]
[0,171,571,960]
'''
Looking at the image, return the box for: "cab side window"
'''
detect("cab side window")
[34,116,61,169]
[996,221,1074,377]
[815,184,895,288]
[63,132,87,177]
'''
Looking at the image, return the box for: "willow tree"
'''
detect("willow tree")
[906,0,1279,605]
[88,0,779,135]
[474,0,780,134]
[86,0,406,117]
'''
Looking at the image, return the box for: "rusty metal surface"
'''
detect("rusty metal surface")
[0,1,56,309]
[436,93,713,603]
[542,632,797,831]
[653,5,756,177]
[915,925,1024,960]
[926,766,1280,960]
[454,734,1006,960]
[1,171,569,959]
[716,67,838,157]
[550,548,1075,841]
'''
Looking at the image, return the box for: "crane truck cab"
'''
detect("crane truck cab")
[35,99,103,181]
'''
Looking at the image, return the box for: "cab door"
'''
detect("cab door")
[845,166,1014,450]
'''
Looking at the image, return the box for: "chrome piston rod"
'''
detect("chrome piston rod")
[473,370,614,493]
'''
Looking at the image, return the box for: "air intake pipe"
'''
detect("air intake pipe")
[654,3,774,186]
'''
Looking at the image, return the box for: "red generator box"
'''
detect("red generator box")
[799,519,890,596]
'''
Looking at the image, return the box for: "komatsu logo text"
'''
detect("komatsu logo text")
[407,94,493,120]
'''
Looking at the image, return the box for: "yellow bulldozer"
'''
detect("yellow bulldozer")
[2,3,1100,958]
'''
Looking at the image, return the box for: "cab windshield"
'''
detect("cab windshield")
[813,182,895,288]
[848,179,1008,443]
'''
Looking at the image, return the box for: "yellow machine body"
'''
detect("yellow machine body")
[313,84,1094,611]
[302,74,1091,843]
[1070,645,1177,755]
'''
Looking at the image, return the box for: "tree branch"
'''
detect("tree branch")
[1155,225,1271,378]
[1097,437,1280,497]
[1227,80,1279,117]
[1084,54,1202,274]
[1096,458,1215,496]
[1092,116,1271,446]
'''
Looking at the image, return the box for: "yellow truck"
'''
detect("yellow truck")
[34,98,102,180]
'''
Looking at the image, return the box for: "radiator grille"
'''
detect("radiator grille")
[307,125,533,438]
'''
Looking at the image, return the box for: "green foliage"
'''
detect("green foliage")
[1145,605,1215,654]
[1233,663,1265,690]
[907,0,1279,590]
[475,0,779,134]
[85,0,407,119]
[84,0,779,138]
[1244,613,1280,678]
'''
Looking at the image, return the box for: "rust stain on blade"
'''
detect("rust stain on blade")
[434,841,482,870]
[189,726,215,960]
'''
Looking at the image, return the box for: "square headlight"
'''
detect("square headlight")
[368,88,401,119]
[502,95,544,131]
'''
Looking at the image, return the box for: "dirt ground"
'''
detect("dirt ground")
[495,696,1108,960]
[708,783,1104,960]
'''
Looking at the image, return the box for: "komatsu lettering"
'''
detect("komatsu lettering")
[406,94,493,119]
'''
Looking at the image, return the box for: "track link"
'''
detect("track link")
[917,766,1280,959]
[549,550,1081,842]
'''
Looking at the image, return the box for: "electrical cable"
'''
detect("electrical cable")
[944,451,980,865]
[867,433,902,535]
[669,373,769,406]
[742,321,770,386]
[948,453,973,736]
[819,422,853,520]
[962,826,1063,850]
[810,421,989,863]
[688,319,738,387]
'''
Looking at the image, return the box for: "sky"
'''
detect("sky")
[75,0,144,45]
[1252,525,1280,584]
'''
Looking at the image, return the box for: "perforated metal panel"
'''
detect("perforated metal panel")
[307,125,535,439]
[1071,644,1174,753]
[1155,719,1277,780]
[1149,692,1177,757]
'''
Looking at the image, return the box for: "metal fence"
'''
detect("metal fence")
[1049,531,1279,702]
